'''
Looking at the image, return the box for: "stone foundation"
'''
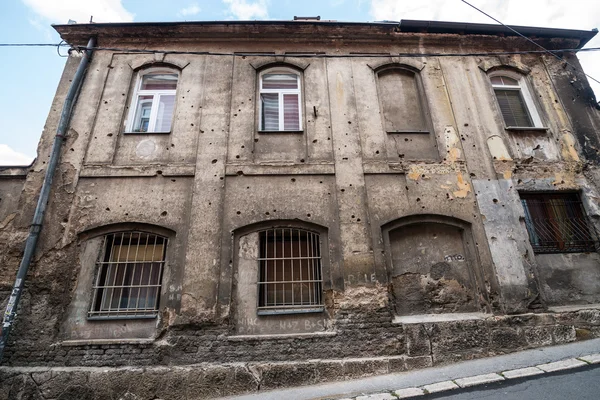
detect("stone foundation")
[1,308,599,399]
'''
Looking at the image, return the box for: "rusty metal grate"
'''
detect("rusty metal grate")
[521,193,598,254]
[257,228,323,314]
[88,232,167,319]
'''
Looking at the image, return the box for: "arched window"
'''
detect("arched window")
[489,72,542,128]
[377,67,429,133]
[88,231,167,319]
[259,68,302,132]
[125,68,178,133]
[257,228,323,313]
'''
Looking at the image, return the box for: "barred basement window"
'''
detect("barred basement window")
[520,193,598,253]
[257,228,323,315]
[88,232,167,319]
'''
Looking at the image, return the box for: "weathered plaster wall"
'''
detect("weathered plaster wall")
[2,25,600,398]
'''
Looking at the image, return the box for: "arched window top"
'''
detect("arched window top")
[376,64,421,76]
[487,70,542,128]
[125,67,179,134]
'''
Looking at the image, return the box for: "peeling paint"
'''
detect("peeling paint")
[453,173,472,198]
[561,130,580,162]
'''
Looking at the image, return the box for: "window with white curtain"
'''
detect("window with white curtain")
[489,73,542,128]
[126,69,178,133]
[259,69,302,131]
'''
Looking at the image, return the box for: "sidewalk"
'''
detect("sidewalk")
[220,338,600,400]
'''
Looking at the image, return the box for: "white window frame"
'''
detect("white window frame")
[489,71,543,128]
[259,68,303,132]
[125,68,178,133]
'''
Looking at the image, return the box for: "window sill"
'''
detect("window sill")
[60,338,155,346]
[227,331,337,341]
[392,312,490,324]
[257,306,325,316]
[387,130,430,134]
[257,130,304,134]
[87,314,158,321]
[505,127,549,132]
[123,131,172,135]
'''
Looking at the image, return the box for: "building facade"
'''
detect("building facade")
[1,19,600,398]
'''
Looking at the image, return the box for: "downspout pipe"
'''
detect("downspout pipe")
[0,37,96,362]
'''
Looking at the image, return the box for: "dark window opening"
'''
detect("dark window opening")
[521,193,597,253]
[257,228,323,314]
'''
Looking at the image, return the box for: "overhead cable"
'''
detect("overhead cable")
[460,0,600,85]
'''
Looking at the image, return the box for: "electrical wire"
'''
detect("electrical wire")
[1,42,599,58]
[460,0,600,85]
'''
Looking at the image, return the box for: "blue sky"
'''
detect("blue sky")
[1,0,599,165]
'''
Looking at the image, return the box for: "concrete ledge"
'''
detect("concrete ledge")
[225,163,335,176]
[393,313,489,324]
[60,338,155,346]
[422,380,459,393]
[501,366,544,379]
[536,358,587,372]
[579,353,600,364]
[393,388,424,398]
[226,331,338,341]
[80,164,196,178]
[548,304,600,313]
[454,373,504,388]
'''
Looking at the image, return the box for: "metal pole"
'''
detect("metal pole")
[0,37,96,362]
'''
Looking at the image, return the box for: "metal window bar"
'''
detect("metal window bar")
[88,232,167,319]
[521,194,599,254]
[257,228,324,314]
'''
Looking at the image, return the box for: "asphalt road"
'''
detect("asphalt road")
[425,366,600,400]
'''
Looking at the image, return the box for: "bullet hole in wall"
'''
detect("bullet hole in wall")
[307,213,311,217]
[105,208,110,211]
[236,211,241,215]
[161,211,168,216]
[212,159,217,164]
[493,199,499,203]
[291,178,296,182]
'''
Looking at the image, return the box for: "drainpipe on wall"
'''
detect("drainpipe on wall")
[0,37,96,362]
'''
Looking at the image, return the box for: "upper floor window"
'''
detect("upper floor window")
[126,69,178,133]
[259,69,302,132]
[257,228,323,314]
[377,67,429,133]
[489,73,542,128]
[88,231,167,319]
[520,192,597,253]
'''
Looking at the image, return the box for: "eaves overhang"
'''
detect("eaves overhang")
[52,19,597,50]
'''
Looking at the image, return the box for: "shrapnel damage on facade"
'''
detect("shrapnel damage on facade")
[1,19,600,399]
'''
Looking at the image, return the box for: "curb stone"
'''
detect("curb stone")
[337,352,600,399]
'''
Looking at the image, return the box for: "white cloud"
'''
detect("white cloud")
[0,145,34,166]
[369,0,600,98]
[223,0,269,20]
[21,0,134,24]
[178,3,201,17]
